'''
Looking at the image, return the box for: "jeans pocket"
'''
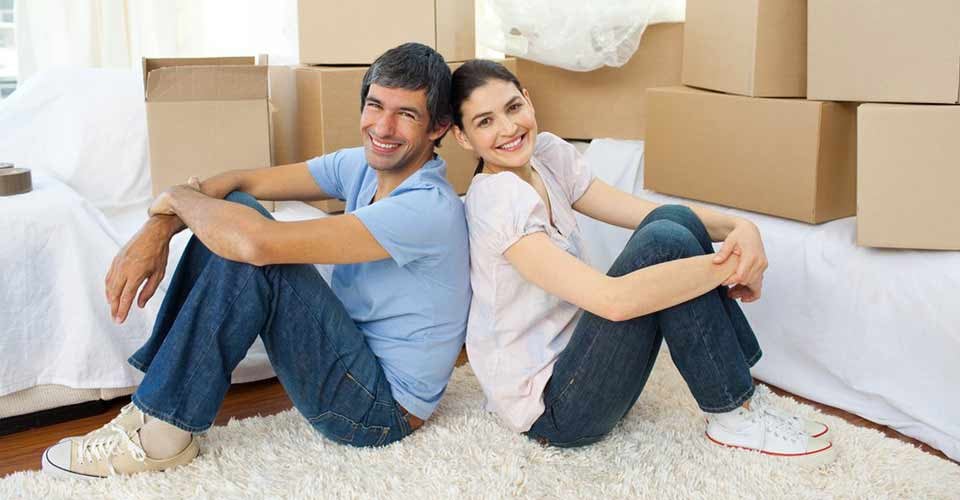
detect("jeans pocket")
[310,412,359,445]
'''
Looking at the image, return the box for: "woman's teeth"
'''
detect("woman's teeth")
[499,135,523,150]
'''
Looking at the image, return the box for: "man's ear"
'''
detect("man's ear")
[428,120,451,144]
[452,125,475,152]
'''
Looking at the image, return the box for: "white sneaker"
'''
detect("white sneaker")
[752,384,830,439]
[706,397,836,468]
[41,403,199,479]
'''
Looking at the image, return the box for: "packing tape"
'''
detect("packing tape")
[0,167,32,196]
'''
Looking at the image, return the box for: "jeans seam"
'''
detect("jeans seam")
[699,383,755,413]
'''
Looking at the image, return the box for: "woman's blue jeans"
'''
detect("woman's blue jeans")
[128,192,413,447]
[526,204,762,447]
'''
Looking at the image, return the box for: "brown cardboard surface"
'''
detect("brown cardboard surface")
[143,57,273,210]
[515,23,683,141]
[857,104,960,249]
[682,0,805,97]
[808,0,960,103]
[298,0,475,65]
[290,59,515,213]
[644,86,856,224]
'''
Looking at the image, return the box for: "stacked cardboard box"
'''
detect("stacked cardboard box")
[645,0,857,224]
[143,56,275,211]
[808,0,960,249]
[291,0,478,212]
[515,22,684,141]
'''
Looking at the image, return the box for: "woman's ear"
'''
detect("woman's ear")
[452,125,475,152]
[522,88,535,115]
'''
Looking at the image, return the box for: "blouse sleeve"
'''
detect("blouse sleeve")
[533,132,594,204]
[464,173,550,255]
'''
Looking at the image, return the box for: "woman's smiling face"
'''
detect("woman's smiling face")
[454,79,538,171]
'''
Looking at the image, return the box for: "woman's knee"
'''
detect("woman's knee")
[629,220,703,261]
[641,204,699,231]
[225,191,273,219]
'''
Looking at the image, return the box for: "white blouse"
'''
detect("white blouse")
[464,132,595,432]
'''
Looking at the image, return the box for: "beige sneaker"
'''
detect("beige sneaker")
[41,403,199,479]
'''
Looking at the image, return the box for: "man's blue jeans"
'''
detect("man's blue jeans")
[128,192,413,447]
[527,204,762,447]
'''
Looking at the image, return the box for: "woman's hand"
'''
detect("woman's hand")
[713,219,768,301]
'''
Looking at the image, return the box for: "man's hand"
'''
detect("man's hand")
[148,178,201,218]
[105,218,174,324]
[713,219,768,300]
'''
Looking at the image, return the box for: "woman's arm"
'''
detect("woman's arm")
[503,232,740,322]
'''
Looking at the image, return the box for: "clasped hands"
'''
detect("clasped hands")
[713,219,768,303]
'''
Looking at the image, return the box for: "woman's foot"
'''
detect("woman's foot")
[705,394,836,468]
[41,403,199,479]
[751,384,830,438]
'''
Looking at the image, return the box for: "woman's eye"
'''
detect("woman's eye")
[478,118,492,128]
[508,103,522,112]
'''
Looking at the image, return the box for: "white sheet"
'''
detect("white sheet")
[576,138,960,461]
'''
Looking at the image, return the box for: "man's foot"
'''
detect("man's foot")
[41,403,199,479]
[752,384,830,438]
[706,397,836,468]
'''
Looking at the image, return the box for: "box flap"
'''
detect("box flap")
[145,65,268,102]
[142,56,256,95]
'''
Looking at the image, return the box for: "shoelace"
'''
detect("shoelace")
[75,405,148,473]
[752,385,806,432]
[746,390,805,444]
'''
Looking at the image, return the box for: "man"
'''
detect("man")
[42,43,471,478]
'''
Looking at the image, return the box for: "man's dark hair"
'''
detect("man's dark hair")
[360,43,453,147]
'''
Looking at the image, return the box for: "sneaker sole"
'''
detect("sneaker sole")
[705,432,837,468]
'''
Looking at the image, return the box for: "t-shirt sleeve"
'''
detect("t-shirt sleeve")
[535,132,594,204]
[351,187,454,267]
[465,174,550,255]
[306,150,348,200]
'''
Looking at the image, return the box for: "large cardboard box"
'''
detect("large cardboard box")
[515,22,683,141]
[808,0,960,103]
[298,0,475,65]
[645,86,857,224]
[682,0,806,97]
[143,57,274,210]
[290,60,515,212]
[857,104,960,249]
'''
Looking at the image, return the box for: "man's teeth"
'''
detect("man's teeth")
[500,136,522,149]
[372,137,399,149]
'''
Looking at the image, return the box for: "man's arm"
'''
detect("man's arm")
[106,162,334,324]
[161,186,389,266]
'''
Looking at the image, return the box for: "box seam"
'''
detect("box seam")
[811,104,826,222]
[748,0,760,95]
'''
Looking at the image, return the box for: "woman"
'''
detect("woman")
[450,59,834,466]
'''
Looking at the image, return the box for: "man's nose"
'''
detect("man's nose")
[373,113,397,138]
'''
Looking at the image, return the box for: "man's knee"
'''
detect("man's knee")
[225,191,272,219]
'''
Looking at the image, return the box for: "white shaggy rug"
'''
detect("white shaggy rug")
[3,352,958,499]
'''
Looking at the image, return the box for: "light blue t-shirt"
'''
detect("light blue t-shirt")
[306,148,471,419]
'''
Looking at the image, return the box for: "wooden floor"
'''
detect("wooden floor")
[0,377,954,477]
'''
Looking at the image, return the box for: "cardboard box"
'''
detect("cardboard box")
[515,22,683,141]
[291,59,515,213]
[143,56,274,210]
[857,104,960,249]
[645,86,857,224]
[298,0,475,65]
[808,0,960,103]
[682,0,806,97]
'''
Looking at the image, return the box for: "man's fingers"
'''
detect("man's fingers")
[115,279,141,324]
[138,272,163,309]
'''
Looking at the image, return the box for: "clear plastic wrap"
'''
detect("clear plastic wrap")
[479,0,685,71]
